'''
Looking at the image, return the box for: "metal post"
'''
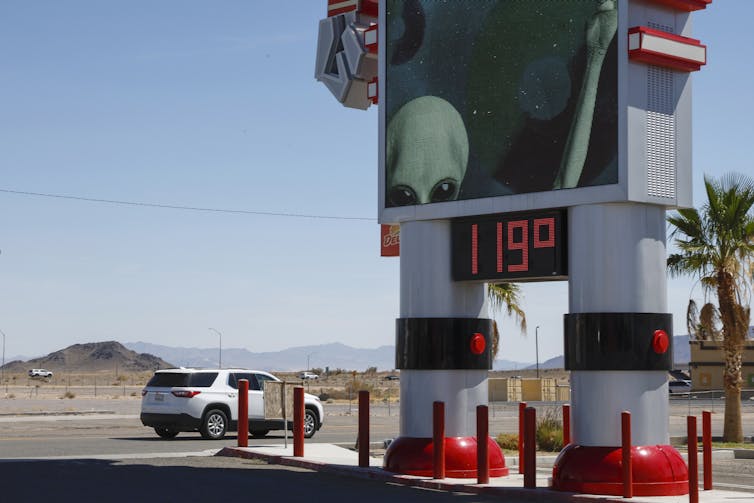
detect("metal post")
[294,386,304,457]
[476,405,489,484]
[535,326,540,379]
[702,411,712,491]
[358,390,369,467]
[433,401,445,479]
[238,379,249,448]
[563,404,571,446]
[518,401,527,474]
[0,329,5,387]
[622,411,633,498]
[688,415,699,503]
[524,407,536,488]
[209,328,222,368]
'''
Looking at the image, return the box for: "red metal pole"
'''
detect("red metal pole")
[358,390,369,468]
[562,404,571,446]
[433,401,445,479]
[293,386,304,457]
[688,415,699,503]
[476,405,489,484]
[702,411,712,490]
[518,401,527,474]
[237,379,249,448]
[621,411,632,498]
[524,406,536,488]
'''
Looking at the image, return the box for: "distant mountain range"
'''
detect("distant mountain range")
[0,334,695,374]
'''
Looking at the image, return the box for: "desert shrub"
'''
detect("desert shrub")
[364,366,377,375]
[345,379,373,395]
[7,394,15,399]
[496,433,519,451]
[536,408,564,451]
[62,391,75,399]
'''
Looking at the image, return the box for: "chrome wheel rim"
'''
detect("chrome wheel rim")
[304,412,315,436]
[208,414,224,437]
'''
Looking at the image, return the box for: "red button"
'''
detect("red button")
[652,330,669,354]
[470,333,486,355]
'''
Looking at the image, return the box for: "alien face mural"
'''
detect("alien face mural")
[386,96,469,206]
[384,0,619,209]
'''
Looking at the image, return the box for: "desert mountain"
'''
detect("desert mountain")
[1,341,173,373]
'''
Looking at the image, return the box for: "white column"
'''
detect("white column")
[568,203,669,446]
[398,219,488,438]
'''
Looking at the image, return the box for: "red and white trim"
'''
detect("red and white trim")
[327,0,358,17]
[364,24,378,54]
[628,26,706,72]
[646,0,711,11]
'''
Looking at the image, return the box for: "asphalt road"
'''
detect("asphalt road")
[0,398,752,499]
[0,456,505,503]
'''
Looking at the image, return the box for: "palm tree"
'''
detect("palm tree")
[667,173,754,442]
[487,283,527,359]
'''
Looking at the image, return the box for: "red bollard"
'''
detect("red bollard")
[524,407,536,488]
[476,405,489,484]
[702,411,712,490]
[433,401,445,479]
[688,416,699,503]
[237,379,249,448]
[562,404,571,446]
[518,401,527,474]
[293,386,304,457]
[358,390,369,468]
[621,411,632,498]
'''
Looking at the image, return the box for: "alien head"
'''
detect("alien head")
[386,96,469,206]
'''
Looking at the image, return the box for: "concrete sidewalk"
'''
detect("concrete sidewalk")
[216,443,751,503]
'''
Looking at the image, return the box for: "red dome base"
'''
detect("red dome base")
[551,444,688,496]
[383,436,509,478]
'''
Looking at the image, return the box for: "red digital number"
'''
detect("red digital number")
[533,218,555,248]
[496,222,504,273]
[507,220,528,272]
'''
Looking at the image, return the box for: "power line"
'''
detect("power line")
[0,188,376,222]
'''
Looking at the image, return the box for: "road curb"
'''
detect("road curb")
[216,447,623,502]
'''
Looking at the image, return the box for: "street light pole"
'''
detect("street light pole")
[307,352,316,372]
[0,329,5,386]
[535,325,540,379]
[209,328,222,368]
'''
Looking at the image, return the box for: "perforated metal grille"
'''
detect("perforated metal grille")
[646,23,676,199]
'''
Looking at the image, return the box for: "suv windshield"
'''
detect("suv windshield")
[147,372,218,388]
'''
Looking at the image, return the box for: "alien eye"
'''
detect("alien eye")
[388,185,418,206]
[430,179,457,203]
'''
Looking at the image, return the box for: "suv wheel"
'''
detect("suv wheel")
[304,408,318,438]
[201,409,228,440]
[154,427,179,439]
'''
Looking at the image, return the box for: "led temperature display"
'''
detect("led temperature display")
[452,210,567,282]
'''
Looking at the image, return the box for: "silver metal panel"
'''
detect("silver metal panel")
[569,204,667,313]
[399,369,488,438]
[571,370,669,446]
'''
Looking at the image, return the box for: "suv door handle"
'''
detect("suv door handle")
[228,393,237,398]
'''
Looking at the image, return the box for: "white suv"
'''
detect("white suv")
[28,369,53,378]
[140,368,324,440]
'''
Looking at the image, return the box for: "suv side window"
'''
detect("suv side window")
[188,372,219,388]
[254,373,277,392]
[228,372,260,391]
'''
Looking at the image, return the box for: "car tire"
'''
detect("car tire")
[200,409,228,440]
[154,427,179,439]
[304,407,319,439]
[250,429,269,438]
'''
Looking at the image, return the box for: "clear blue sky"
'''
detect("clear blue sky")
[0,2,751,367]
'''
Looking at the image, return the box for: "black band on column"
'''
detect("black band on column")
[564,313,673,371]
[395,318,493,370]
